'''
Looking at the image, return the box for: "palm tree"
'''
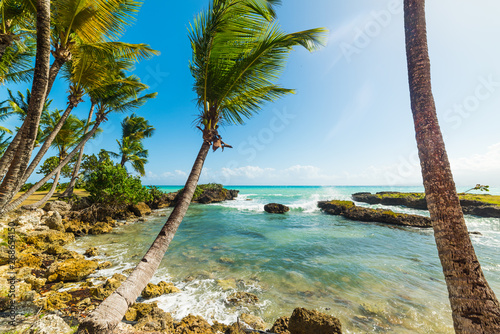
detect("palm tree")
[403,0,500,332]
[24,111,89,209]
[0,0,35,62]
[107,113,155,176]
[0,133,10,157]
[4,72,157,213]
[0,0,51,215]
[0,88,51,142]
[78,1,326,332]
[59,100,96,198]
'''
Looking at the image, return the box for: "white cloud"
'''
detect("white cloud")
[452,143,500,172]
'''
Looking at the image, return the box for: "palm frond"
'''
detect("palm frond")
[189,0,327,129]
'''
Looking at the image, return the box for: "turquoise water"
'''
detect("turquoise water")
[69,186,500,333]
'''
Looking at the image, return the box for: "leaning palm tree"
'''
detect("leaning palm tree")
[78,1,326,332]
[403,0,500,332]
[0,0,51,213]
[25,111,89,209]
[4,72,157,213]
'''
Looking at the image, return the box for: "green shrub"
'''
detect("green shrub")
[84,161,151,205]
[147,186,166,202]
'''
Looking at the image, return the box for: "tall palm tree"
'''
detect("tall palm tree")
[107,113,155,176]
[78,1,326,332]
[4,72,156,213]
[0,0,51,214]
[403,0,500,332]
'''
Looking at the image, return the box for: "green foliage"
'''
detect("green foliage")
[20,182,34,192]
[84,160,151,205]
[179,183,223,201]
[147,186,166,202]
[37,156,75,179]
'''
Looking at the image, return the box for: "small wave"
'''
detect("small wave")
[153,278,267,325]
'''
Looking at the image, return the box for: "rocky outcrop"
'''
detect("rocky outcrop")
[26,230,75,246]
[240,313,268,331]
[46,258,98,282]
[227,291,259,305]
[130,202,151,217]
[43,211,64,231]
[318,200,431,228]
[43,201,71,214]
[171,184,239,206]
[352,192,500,218]
[175,314,214,334]
[28,314,72,334]
[84,247,99,257]
[270,316,290,334]
[264,203,290,214]
[141,281,181,299]
[134,305,174,332]
[288,307,342,334]
[352,192,427,209]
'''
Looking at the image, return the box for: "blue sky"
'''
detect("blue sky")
[3,0,500,186]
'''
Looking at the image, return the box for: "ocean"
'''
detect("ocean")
[68,186,500,333]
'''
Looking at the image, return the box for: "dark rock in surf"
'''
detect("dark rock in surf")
[264,203,290,214]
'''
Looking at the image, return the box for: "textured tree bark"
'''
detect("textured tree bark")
[404,0,500,332]
[2,118,103,214]
[0,0,51,213]
[25,169,61,209]
[60,103,95,198]
[77,141,211,334]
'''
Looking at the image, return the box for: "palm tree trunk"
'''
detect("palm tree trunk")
[78,141,211,334]
[0,0,51,212]
[2,117,103,214]
[25,169,61,209]
[61,103,95,198]
[0,124,24,180]
[0,101,77,212]
[20,102,79,186]
[404,0,500,332]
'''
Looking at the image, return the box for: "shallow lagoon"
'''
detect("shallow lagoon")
[69,186,500,333]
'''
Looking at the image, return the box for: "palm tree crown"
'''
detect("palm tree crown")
[189,0,326,147]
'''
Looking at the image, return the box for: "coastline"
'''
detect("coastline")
[2,185,499,333]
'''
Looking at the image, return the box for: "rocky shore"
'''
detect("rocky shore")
[1,186,344,334]
[318,200,432,228]
[352,192,500,218]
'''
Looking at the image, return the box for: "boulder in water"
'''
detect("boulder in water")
[264,203,290,214]
[288,307,342,334]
